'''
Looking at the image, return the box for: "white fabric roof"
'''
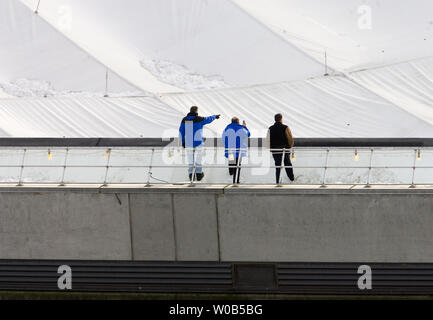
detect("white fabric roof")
[0,88,11,98]
[0,0,140,96]
[350,56,433,125]
[0,96,182,137]
[161,76,433,138]
[19,0,326,92]
[0,0,432,138]
[234,0,433,71]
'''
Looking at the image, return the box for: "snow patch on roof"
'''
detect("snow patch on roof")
[140,58,229,91]
[0,78,145,98]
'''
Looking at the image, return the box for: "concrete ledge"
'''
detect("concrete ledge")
[0,183,433,194]
[0,184,228,194]
[0,185,432,262]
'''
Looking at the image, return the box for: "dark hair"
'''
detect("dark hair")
[231,117,239,124]
[190,106,198,113]
[274,113,283,122]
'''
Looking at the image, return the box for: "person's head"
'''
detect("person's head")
[190,106,198,114]
[275,113,283,123]
[231,116,240,124]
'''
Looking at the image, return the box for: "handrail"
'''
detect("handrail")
[0,146,429,186]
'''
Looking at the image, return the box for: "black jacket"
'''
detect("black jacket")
[269,122,290,149]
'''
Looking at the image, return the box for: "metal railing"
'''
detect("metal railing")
[0,146,430,187]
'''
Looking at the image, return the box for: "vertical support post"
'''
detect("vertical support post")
[365,148,374,188]
[213,145,218,163]
[234,150,241,186]
[278,148,286,186]
[324,51,329,76]
[321,148,330,187]
[102,148,111,187]
[59,147,69,186]
[410,148,417,188]
[104,69,109,97]
[17,148,27,186]
[35,0,41,13]
[146,148,155,187]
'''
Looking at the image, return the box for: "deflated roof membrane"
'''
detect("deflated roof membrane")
[0,0,431,138]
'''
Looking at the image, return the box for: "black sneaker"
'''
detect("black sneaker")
[196,173,204,181]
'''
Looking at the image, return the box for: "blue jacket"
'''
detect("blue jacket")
[179,112,217,148]
[222,123,251,158]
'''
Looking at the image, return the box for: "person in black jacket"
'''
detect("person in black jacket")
[266,113,295,184]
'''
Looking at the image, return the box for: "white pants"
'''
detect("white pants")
[186,147,203,174]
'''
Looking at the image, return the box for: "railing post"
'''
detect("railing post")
[321,148,330,187]
[59,147,69,186]
[278,148,286,186]
[410,148,417,188]
[365,148,374,188]
[234,149,241,186]
[17,148,27,186]
[102,148,111,187]
[146,148,155,187]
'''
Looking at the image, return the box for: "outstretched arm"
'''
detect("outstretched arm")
[202,115,219,125]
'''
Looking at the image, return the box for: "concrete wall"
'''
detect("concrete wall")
[0,191,131,260]
[218,188,433,262]
[0,186,432,262]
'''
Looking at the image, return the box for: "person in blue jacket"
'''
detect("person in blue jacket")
[179,106,220,181]
[222,117,251,184]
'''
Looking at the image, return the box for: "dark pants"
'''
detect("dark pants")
[228,157,242,184]
[272,152,294,184]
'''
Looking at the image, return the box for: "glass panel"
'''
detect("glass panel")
[325,149,371,184]
[413,149,433,185]
[369,149,414,184]
[22,148,66,183]
[0,149,23,183]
